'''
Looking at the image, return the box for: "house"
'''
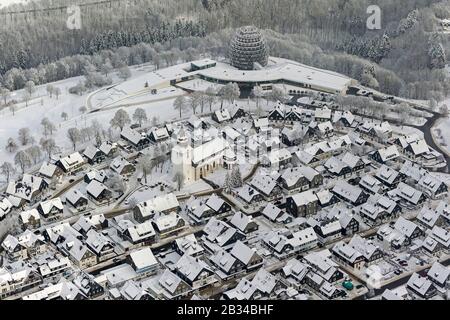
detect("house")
[261,149,292,168]
[429,225,450,251]
[316,189,340,208]
[294,150,320,167]
[406,273,436,299]
[99,141,118,158]
[86,180,112,203]
[286,190,319,217]
[262,228,318,259]
[209,249,245,279]
[120,220,156,246]
[250,175,282,201]
[392,216,424,245]
[416,206,444,229]
[187,115,208,130]
[332,180,369,206]
[59,236,97,269]
[303,250,344,285]
[85,229,116,262]
[268,103,286,122]
[229,105,245,119]
[134,193,179,223]
[185,196,214,224]
[332,110,355,127]
[223,268,284,300]
[348,235,383,265]
[205,194,231,215]
[230,240,263,270]
[173,234,204,257]
[331,241,365,270]
[202,218,245,250]
[84,169,107,184]
[65,189,89,211]
[83,145,105,165]
[234,185,264,204]
[72,215,107,236]
[338,211,360,236]
[229,211,259,234]
[279,167,311,194]
[314,107,332,122]
[252,117,270,133]
[129,247,159,276]
[261,203,292,224]
[22,281,86,300]
[56,152,85,174]
[427,262,450,291]
[6,174,48,204]
[417,174,448,199]
[148,127,170,143]
[37,198,64,219]
[173,254,216,290]
[119,280,153,300]
[157,269,192,299]
[357,121,392,142]
[19,209,41,230]
[375,165,404,189]
[37,256,72,279]
[360,195,401,226]
[2,235,28,260]
[393,182,427,208]
[313,220,342,244]
[370,145,399,164]
[153,212,186,238]
[121,126,150,150]
[324,157,351,177]
[359,174,383,195]
[0,262,42,299]
[38,162,63,181]
[73,273,105,299]
[281,125,307,147]
[282,259,309,289]
[212,109,232,123]
[341,152,366,173]
[0,198,13,221]
[110,156,135,176]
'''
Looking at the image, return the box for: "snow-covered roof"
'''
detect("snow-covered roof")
[250,175,277,196]
[407,273,434,297]
[6,174,45,201]
[136,193,179,217]
[192,137,229,165]
[65,189,88,206]
[39,162,58,178]
[86,180,109,199]
[377,145,399,162]
[290,190,318,206]
[395,182,424,205]
[126,221,156,242]
[110,156,134,174]
[427,262,450,285]
[19,209,40,224]
[129,247,158,271]
[0,198,13,218]
[230,240,259,266]
[332,180,365,203]
[196,58,352,93]
[83,145,100,160]
[58,152,85,171]
[38,197,64,215]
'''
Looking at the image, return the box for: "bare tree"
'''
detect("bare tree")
[173,96,187,118]
[133,108,148,127]
[79,106,88,114]
[14,151,31,173]
[0,162,15,183]
[205,86,217,112]
[26,145,42,164]
[118,66,131,80]
[5,137,17,153]
[67,127,81,151]
[41,118,56,136]
[40,138,58,158]
[9,104,16,116]
[110,109,131,131]
[18,127,32,146]
[138,155,155,184]
[0,87,11,105]
[251,85,264,111]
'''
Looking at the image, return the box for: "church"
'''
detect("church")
[171,128,232,184]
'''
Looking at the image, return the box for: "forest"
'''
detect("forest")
[0,0,449,101]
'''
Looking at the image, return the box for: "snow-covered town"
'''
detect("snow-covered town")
[1,1,450,304]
